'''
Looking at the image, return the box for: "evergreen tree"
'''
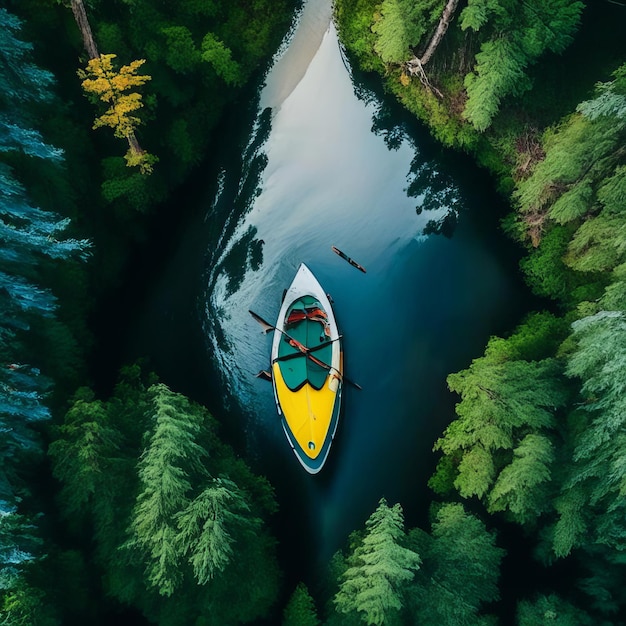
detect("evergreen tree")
[334,498,421,625]
[175,477,261,584]
[461,0,584,131]
[127,383,207,596]
[0,578,59,626]
[0,8,90,447]
[48,388,123,524]
[0,9,89,618]
[488,433,555,524]
[201,33,243,86]
[283,583,320,626]
[552,311,626,557]
[433,349,567,521]
[406,503,503,624]
[514,63,626,266]
[372,0,440,65]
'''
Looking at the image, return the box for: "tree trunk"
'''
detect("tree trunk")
[419,0,460,66]
[127,132,144,157]
[404,0,459,98]
[70,0,99,60]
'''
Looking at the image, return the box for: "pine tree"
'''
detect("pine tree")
[48,388,122,523]
[407,503,503,624]
[461,0,583,131]
[434,353,567,509]
[334,498,421,625]
[283,582,320,626]
[175,477,260,584]
[0,8,89,439]
[372,0,437,65]
[0,12,89,614]
[127,383,207,596]
[513,63,626,256]
[553,311,626,555]
[488,433,555,524]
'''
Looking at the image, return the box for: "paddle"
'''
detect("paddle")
[249,310,362,390]
[274,336,341,363]
[332,246,366,273]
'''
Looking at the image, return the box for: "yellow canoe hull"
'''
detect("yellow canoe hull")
[273,358,342,473]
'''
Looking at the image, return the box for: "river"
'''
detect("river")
[119,0,530,590]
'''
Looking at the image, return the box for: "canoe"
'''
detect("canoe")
[270,263,343,473]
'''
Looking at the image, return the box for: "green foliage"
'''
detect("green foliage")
[515,117,585,218]
[50,367,280,623]
[334,498,421,625]
[463,36,531,132]
[566,166,626,273]
[516,593,594,626]
[459,0,502,32]
[407,503,503,624]
[49,388,123,523]
[577,64,626,121]
[0,578,59,626]
[545,311,626,558]
[176,478,261,585]
[575,545,626,617]
[372,0,441,65]
[601,262,626,311]
[0,13,90,620]
[427,453,457,495]
[127,383,208,595]
[201,33,243,86]
[161,26,201,74]
[101,156,167,213]
[566,211,622,273]
[484,311,569,362]
[519,224,604,306]
[551,481,587,558]
[334,0,384,72]
[488,433,554,523]
[283,583,320,626]
[513,67,626,288]
[567,312,626,463]
[433,334,568,522]
[462,0,583,131]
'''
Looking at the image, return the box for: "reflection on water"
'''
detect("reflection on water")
[200,0,524,573]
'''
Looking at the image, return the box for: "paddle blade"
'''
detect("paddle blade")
[249,310,275,334]
[255,370,272,382]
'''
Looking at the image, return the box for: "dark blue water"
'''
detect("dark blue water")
[121,0,530,587]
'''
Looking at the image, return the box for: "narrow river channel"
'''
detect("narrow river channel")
[120,0,531,588]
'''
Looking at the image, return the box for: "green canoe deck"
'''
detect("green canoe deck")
[277,295,332,391]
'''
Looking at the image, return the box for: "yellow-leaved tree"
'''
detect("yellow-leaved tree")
[78,54,156,174]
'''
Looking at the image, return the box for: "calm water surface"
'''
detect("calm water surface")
[124,0,529,584]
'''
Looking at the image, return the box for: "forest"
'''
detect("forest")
[0,0,625,624]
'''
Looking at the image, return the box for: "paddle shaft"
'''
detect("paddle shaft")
[249,310,362,390]
[332,246,366,273]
